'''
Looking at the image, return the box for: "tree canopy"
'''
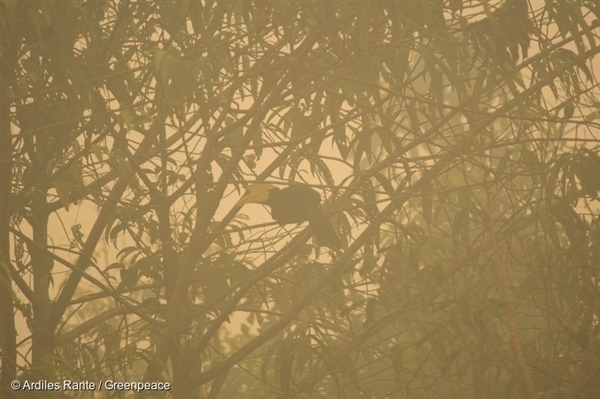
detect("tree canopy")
[1,1,600,398]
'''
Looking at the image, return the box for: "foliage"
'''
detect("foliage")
[1,0,600,398]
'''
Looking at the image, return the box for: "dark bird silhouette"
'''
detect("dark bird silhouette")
[237,184,340,248]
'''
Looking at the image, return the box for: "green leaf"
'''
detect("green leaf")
[364,297,377,328]
[562,99,574,119]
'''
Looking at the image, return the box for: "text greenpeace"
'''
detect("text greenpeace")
[103,380,171,392]
[11,379,171,393]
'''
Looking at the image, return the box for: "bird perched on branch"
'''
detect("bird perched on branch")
[236,183,340,248]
